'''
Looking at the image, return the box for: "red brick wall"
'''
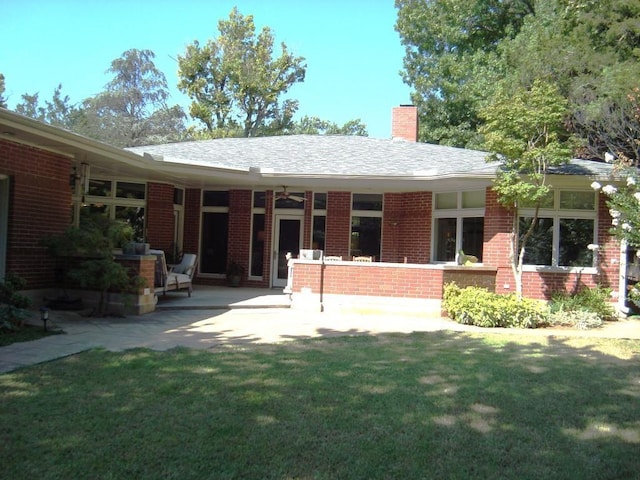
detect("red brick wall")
[146,183,174,253]
[383,192,432,263]
[483,188,514,294]
[228,189,252,282]
[183,188,200,254]
[325,191,351,258]
[293,262,445,298]
[595,190,620,289]
[0,139,72,288]
[391,106,418,142]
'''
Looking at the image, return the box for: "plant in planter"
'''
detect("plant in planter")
[226,261,245,287]
[42,212,144,316]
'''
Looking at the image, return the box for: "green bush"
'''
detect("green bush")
[548,309,603,330]
[0,272,33,332]
[443,283,547,329]
[550,286,615,321]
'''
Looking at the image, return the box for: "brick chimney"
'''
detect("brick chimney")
[391,105,418,142]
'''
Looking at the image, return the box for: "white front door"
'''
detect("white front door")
[272,215,303,287]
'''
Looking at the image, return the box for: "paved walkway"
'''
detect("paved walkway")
[2,288,640,374]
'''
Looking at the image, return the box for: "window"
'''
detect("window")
[80,179,146,241]
[275,190,305,209]
[250,192,266,277]
[433,190,485,262]
[200,191,229,274]
[519,190,597,268]
[312,193,327,251]
[351,194,382,259]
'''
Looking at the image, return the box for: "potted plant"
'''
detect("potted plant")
[226,261,244,287]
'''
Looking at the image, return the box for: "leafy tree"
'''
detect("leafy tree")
[15,84,80,129]
[287,116,368,136]
[589,90,640,306]
[479,79,572,297]
[395,0,640,157]
[177,7,306,137]
[0,73,6,108]
[395,0,534,147]
[77,49,186,147]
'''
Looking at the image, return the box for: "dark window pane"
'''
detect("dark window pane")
[352,193,383,211]
[435,218,457,262]
[173,188,184,205]
[314,193,327,210]
[88,179,111,196]
[116,206,145,242]
[313,216,326,250]
[203,191,229,207]
[201,212,229,274]
[520,217,553,266]
[251,214,265,277]
[253,191,266,208]
[275,194,305,209]
[462,217,484,261]
[116,182,145,199]
[351,216,381,259]
[559,218,594,267]
[559,191,595,210]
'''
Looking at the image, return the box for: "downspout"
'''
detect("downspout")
[618,240,630,315]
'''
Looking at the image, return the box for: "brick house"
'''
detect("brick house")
[0,106,628,313]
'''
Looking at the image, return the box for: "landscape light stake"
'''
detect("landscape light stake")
[40,306,49,332]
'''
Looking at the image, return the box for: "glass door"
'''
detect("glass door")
[272,215,303,287]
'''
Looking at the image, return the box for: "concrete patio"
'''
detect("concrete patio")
[2,286,640,374]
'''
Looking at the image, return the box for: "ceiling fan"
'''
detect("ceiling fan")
[275,186,305,203]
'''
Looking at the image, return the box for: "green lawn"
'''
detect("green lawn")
[2,332,639,479]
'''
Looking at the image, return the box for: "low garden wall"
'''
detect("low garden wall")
[290,259,498,315]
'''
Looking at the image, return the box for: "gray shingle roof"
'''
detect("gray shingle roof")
[127,135,612,178]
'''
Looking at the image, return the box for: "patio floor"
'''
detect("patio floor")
[154,285,291,310]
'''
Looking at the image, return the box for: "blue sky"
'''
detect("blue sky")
[1,0,412,139]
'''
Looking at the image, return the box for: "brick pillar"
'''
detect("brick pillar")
[146,183,174,253]
[596,190,620,290]
[228,189,252,279]
[183,188,201,254]
[391,105,418,142]
[325,192,352,258]
[483,187,514,294]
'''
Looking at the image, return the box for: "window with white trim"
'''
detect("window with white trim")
[312,193,327,252]
[519,190,597,268]
[351,193,382,260]
[250,191,266,278]
[81,178,147,241]
[433,190,485,262]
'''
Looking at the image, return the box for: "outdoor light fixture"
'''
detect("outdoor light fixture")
[40,306,49,332]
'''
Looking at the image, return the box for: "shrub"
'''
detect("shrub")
[443,283,547,329]
[0,272,33,332]
[550,286,615,321]
[548,309,603,330]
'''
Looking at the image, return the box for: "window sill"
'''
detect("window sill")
[521,265,598,275]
